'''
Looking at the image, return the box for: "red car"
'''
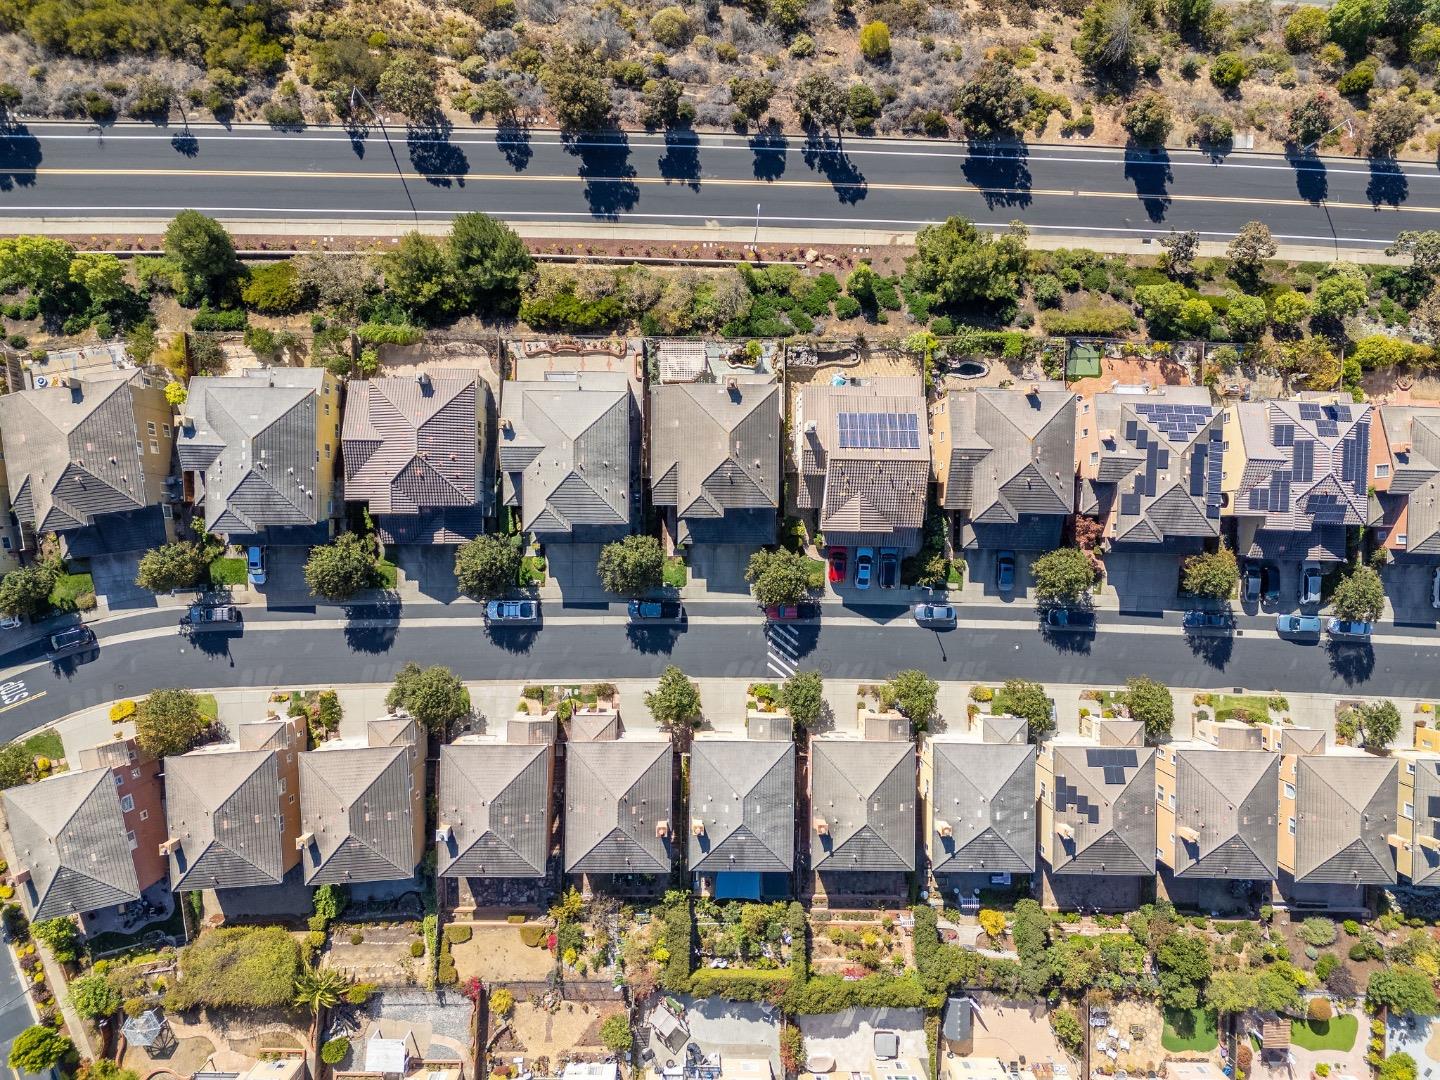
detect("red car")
[827,547,848,583]
[764,603,820,622]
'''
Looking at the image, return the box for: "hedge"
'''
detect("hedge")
[783,971,930,1014]
[661,900,693,992]
[687,968,792,1001]
[444,925,473,945]
[166,926,301,1009]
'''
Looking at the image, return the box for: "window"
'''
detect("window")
[1090,452,1099,465]
[325,403,331,415]
[1284,782,1296,799]
[1399,533,1409,546]
[139,809,149,822]
[1404,802,1415,820]
[1408,762,1417,775]
[135,440,143,455]
[1376,463,1391,477]
[163,424,172,438]
[1,537,9,550]
[1168,793,1176,809]
[279,777,287,794]
[127,830,137,851]
[131,768,140,779]
[1156,785,1165,803]
[114,773,124,788]
[1081,428,1089,438]
[1157,847,1164,859]
[325,444,331,460]
[1288,817,1297,836]
[147,420,156,436]
[150,439,160,454]
[1082,401,1090,413]
[119,794,134,812]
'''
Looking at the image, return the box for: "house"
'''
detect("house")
[342,373,489,545]
[809,734,916,874]
[931,384,1076,552]
[161,715,306,892]
[1394,726,1440,887]
[1078,386,1225,550]
[650,380,782,546]
[793,376,930,556]
[498,372,633,541]
[177,368,342,543]
[437,738,554,880]
[1222,396,1373,563]
[2,735,166,920]
[1038,720,1156,886]
[921,722,1037,878]
[564,737,673,876]
[0,370,176,556]
[689,734,795,897]
[297,717,426,886]
[1370,404,1440,557]
[0,445,22,573]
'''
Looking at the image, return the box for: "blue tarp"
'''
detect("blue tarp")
[713,872,762,899]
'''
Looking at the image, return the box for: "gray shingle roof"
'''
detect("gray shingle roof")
[939,388,1075,523]
[4,768,141,919]
[438,742,552,878]
[0,372,157,535]
[930,741,1036,874]
[1294,754,1397,885]
[1233,398,1372,535]
[810,740,916,872]
[1375,406,1440,555]
[1049,745,1156,876]
[164,747,288,890]
[298,719,423,885]
[1172,749,1278,879]
[689,739,794,873]
[1410,757,1440,887]
[342,376,482,515]
[564,740,673,873]
[650,382,781,541]
[499,373,631,537]
[179,369,328,535]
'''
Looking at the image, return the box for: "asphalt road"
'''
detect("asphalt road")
[0,123,1438,249]
[0,600,1433,738]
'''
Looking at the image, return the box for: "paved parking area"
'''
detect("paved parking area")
[1103,552,1182,614]
[1385,561,1440,626]
[258,545,314,606]
[89,551,152,610]
[643,995,780,1074]
[545,543,605,601]
[395,545,461,603]
[798,1007,927,1070]
[687,545,751,596]
[963,549,1032,603]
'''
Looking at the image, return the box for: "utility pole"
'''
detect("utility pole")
[349,86,419,225]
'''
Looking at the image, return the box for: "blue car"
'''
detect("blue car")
[246,546,267,586]
[1275,614,1323,636]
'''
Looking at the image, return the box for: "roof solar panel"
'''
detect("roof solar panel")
[1299,403,1321,420]
[837,412,919,450]
[1273,424,1295,448]
[1316,420,1339,438]
[1120,493,1142,517]
[1293,439,1314,483]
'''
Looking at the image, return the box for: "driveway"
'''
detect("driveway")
[544,543,606,602]
[1385,560,1439,627]
[394,545,461,603]
[643,995,780,1074]
[88,551,153,610]
[256,546,314,606]
[687,545,751,596]
[798,1007,927,1070]
[1103,551,1182,615]
[964,549,1033,603]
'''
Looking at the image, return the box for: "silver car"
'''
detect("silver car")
[485,599,540,625]
[912,603,957,626]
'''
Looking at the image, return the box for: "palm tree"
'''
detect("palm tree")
[294,968,349,1015]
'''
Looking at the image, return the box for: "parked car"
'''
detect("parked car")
[1298,562,1322,605]
[764,602,820,622]
[179,603,242,633]
[827,547,847,584]
[1275,614,1323,636]
[485,599,540,625]
[1432,566,1440,609]
[628,599,682,622]
[1242,564,1262,603]
[878,549,899,589]
[1044,608,1096,631]
[996,551,1016,594]
[1261,564,1281,601]
[1182,609,1235,633]
[854,548,874,590]
[49,624,96,656]
[1326,617,1374,640]
[0,614,21,630]
[246,546,267,586]
[913,603,957,626]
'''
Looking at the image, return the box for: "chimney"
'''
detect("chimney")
[1056,822,1075,841]
[158,837,182,856]
[654,819,670,840]
[813,816,829,836]
[416,372,431,389]
[935,820,953,838]
[1029,383,1040,396]
[1420,834,1440,853]
[804,421,817,435]
[435,824,453,843]
[1176,825,1201,845]
[500,418,513,433]
[1388,833,1408,850]
[295,832,314,850]
[691,818,706,838]
[11,868,29,885]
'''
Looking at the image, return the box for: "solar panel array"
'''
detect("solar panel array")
[1340,424,1369,495]
[1205,425,1226,519]
[1306,492,1348,524]
[836,411,920,450]
[1293,438,1315,483]
[1135,402,1213,443]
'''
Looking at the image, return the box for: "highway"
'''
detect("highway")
[0,123,1437,248]
[0,600,1435,736]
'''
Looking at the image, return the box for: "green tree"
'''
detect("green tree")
[1160,229,1200,278]
[1367,967,1439,1015]
[1357,699,1401,749]
[69,974,121,1019]
[164,210,242,304]
[1256,962,1305,1014]
[780,670,824,730]
[1382,1055,1419,1080]
[1388,230,1440,276]
[649,5,693,46]
[1052,1008,1085,1054]
[386,663,471,733]
[0,236,75,302]
[882,670,939,732]
[136,688,208,757]
[1209,52,1247,90]
[378,55,440,120]
[0,564,56,619]
[1075,0,1142,76]
[1157,932,1212,1009]
[79,1060,139,1080]
[1225,292,1268,340]
[294,967,350,1014]
[1121,92,1173,144]
[381,232,453,319]
[1227,221,1277,283]
[645,665,702,731]
[540,52,614,132]
[909,217,1029,310]
[793,72,848,133]
[1367,99,1421,157]
[453,535,520,599]
[1182,547,1239,598]
[135,541,210,593]
[1205,970,1259,1016]
[953,59,1030,139]
[1123,676,1175,740]
[1287,91,1338,147]
[597,535,665,596]
[1271,290,1312,331]
[1331,563,1384,621]
[600,1012,633,1053]
[1000,678,1054,741]
[859,20,891,60]
[641,77,695,129]
[728,76,775,124]
[69,251,128,305]
[1328,0,1385,51]
[304,534,377,601]
[321,1038,351,1066]
[1285,6,1330,50]
[8,1026,72,1072]
[1031,547,1097,604]
[32,917,81,960]
[746,548,814,607]
[0,743,32,788]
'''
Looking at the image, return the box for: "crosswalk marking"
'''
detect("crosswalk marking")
[767,623,801,677]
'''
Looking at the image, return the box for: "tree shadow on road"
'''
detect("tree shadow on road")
[1285,149,1328,204]
[959,142,1033,210]
[485,625,539,655]
[1366,155,1408,208]
[496,119,532,172]
[1326,641,1375,686]
[625,623,686,654]
[749,128,788,182]
[564,131,640,220]
[407,121,470,187]
[343,600,399,655]
[1123,145,1173,222]
[800,133,867,204]
[657,129,701,190]
[1183,630,1233,671]
[0,120,40,191]
[170,130,200,158]
[343,118,369,159]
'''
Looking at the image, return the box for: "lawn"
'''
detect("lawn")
[85,902,185,958]
[18,729,63,761]
[947,559,965,586]
[802,557,825,589]
[1162,1008,1219,1053]
[196,693,218,724]
[664,556,687,589]
[517,556,546,587]
[374,559,398,589]
[48,571,95,613]
[1211,693,1274,724]
[208,556,247,586]
[1290,1014,1358,1052]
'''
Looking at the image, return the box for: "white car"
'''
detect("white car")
[0,614,21,630]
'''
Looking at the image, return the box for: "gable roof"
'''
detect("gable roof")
[1049,744,1156,876]
[564,740,673,873]
[1233,398,1372,533]
[178,368,328,535]
[4,768,141,919]
[689,739,794,873]
[1376,406,1440,555]
[499,374,631,536]
[1409,757,1440,887]
[810,740,916,872]
[438,742,552,878]
[1294,755,1397,885]
[165,748,287,890]
[343,376,481,515]
[1172,749,1279,879]
[0,372,155,534]
[930,741,1036,874]
[298,719,422,885]
[939,387,1075,522]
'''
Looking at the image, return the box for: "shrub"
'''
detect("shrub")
[109,700,137,723]
[519,925,546,948]
[445,925,473,944]
[1210,52,1247,90]
[349,932,364,945]
[860,20,891,61]
[242,261,310,314]
[411,939,426,957]
[649,6,692,46]
[1309,997,1333,1021]
[600,1013,633,1053]
[321,1038,350,1066]
[166,926,302,1009]
[1299,918,1338,947]
[490,987,515,1016]
[1337,60,1376,96]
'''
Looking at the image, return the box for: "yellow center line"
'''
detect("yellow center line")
[0,690,44,715]
[13,167,1425,214]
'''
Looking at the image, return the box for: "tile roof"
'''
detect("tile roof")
[689,739,794,873]
[939,387,1076,525]
[499,374,631,537]
[1171,749,1279,879]
[164,747,289,890]
[929,741,1037,874]
[1410,757,1440,887]
[343,375,482,516]
[810,739,916,872]
[1049,744,1156,876]
[1375,406,1440,555]
[564,740,673,873]
[1294,754,1397,885]
[178,368,329,535]
[438,742,552,878]
[4,768,141,919]
[298,719,423,885]
[1233,398,1372,534]
[0,372,157,535]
